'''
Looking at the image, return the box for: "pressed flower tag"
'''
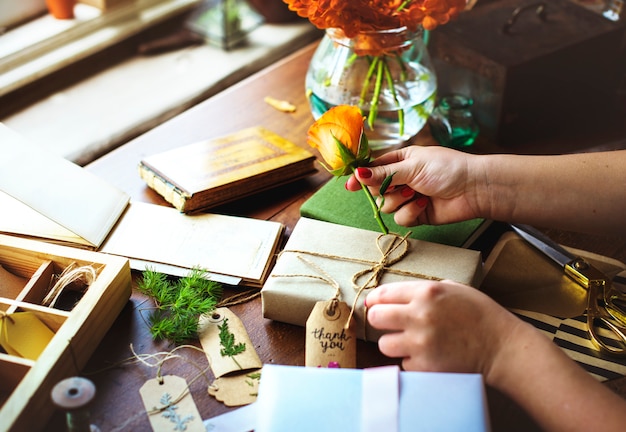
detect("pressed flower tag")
[306,299,356,368]
[199,307,263,407]
[208,368,261,407]
[0,311,54,360]
[139,375,205,432]
[198,307,262,378]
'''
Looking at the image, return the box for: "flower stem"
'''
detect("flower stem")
[353,170,389,234]
[382,58,404,136]
[368,59,384,130]
[360,56,379,106]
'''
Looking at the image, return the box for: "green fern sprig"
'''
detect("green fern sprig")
[138,267,223,344]
[218,318,246,369]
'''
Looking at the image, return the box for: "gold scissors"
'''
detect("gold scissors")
[511,224,626,356]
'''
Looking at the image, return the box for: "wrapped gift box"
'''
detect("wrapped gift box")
[254,364,490,432]
[429,0,626,144]
[261,218,483,341]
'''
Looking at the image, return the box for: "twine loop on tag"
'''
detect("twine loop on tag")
[128,344,211,414]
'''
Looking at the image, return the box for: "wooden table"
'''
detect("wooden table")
[45,41,626,431]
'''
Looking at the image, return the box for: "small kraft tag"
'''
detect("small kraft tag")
[198,307,262,378]
[139,375,205,432]
[0,311,54,360]
[208,368,261,407]
[306,299,356,368]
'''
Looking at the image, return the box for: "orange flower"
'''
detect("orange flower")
[306,104,392,234]
[283,0,466,34]
[307,105,370,176]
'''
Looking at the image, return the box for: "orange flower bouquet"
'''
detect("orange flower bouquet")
[284,0,465,34]
[307,105,393,234]
[287,0,466,147]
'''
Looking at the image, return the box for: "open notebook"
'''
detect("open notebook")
[0,123,283,287]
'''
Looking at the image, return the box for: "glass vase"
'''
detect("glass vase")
[305,27,437,150]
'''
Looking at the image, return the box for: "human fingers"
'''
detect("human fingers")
[391,195,431,226]
[376,331,412,359]
[365,281,423,307]
[367,302,412,332]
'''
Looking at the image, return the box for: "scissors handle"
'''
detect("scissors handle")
[565,257,607,290]
[587,282,626,356]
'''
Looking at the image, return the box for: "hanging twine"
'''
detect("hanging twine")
[217,289,261,308]
[272,232,443,331]
[42,262,100,308]
[85,344,211,415]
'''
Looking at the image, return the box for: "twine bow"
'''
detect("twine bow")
[273,232,443,335]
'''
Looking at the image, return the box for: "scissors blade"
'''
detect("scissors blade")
[510,224,574,268]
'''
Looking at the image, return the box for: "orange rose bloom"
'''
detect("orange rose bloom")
[283,0,466,34]
[307,105,371,176]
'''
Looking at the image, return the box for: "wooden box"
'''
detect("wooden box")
[429,0,626,144]
[0,234,132,431]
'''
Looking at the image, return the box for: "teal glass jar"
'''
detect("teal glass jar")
[428,94,479,149]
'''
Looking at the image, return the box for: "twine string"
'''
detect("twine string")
[272,233,443,330]
[83,344,211,416]
[42,262,100,308]
[217,289,260,308]
[128,344,212,415]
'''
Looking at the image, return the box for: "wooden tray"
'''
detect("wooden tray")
[0,234,132,431]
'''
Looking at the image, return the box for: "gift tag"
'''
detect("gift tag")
[208,368,261,407]
[139,375,205,432]
[306,299,356,368]
[0,311,54,360]
[198,307,262,378]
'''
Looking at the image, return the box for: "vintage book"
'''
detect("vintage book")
[254,365,489,432]
[261,217,483,341]
[0,123,283,287]
[300,176,491,248]
[138,126,317,213]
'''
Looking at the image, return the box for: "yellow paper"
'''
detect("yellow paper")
[0,312,54,360]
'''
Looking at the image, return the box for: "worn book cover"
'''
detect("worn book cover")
[138,126,317,213]
[0,123,283,287]
[261,217,483,340]
[300,176,491,248]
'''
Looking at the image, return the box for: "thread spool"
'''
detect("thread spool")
[51,377,100,432]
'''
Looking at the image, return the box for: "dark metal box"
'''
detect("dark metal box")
[429,0,625,144]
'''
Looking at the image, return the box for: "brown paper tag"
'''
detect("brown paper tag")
[139,375,205,432]
[305,299,356,368]
[208,368,261,407]
[198,307,262,378]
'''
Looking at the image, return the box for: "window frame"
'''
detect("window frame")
[0,0,202,98]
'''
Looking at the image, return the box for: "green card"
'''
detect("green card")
[300,177,488,248]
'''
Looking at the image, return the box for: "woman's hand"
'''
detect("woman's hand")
[365,279,626,432]
[365,280,522,379]
[346,146,484,227]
